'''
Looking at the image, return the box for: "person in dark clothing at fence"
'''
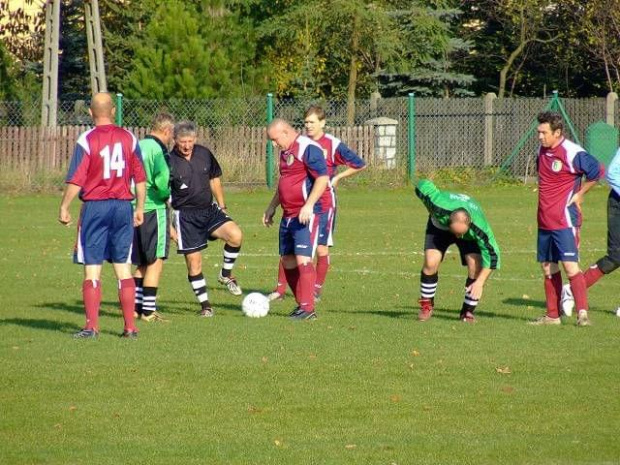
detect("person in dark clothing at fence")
[168,121,244,317]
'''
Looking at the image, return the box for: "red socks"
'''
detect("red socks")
[283,266,300,300]
[544,272,563,318]
[275,260,287,295]
[82,279,101,331]
[297,263,316,312]
[569,272,588,312]
[315,255,330,295]
[584,265,604,288]
[118,278,137,332]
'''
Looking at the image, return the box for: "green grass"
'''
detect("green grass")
[1,186,620,465]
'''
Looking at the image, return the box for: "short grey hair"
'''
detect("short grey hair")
[174,121,197,139]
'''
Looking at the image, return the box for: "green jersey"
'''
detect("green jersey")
[137,135,171,212]
[415,179,501,269]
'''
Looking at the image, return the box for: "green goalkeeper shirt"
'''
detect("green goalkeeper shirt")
[415,179,501,270]
[136,135,171,212]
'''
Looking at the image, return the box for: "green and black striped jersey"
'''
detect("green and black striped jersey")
[415,179,501,269]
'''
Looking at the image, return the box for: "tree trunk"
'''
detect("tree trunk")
[499,40,527,98]
[346,11,361,125]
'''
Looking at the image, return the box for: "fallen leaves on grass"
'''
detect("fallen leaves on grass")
[345,444,356,450]
[496,366,512,374]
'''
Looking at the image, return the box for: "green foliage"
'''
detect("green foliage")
[124,0,266,99]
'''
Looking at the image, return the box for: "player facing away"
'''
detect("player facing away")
[415,179,501,322]
[132,113,175,323]
[268,105,366,302]
[530,111,604,326]
[561,147,620,317]
[58,92,147,339]
[169,121,244,317]
[263,118,330,320]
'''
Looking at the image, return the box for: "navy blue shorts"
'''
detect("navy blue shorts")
[317,208,335,247]
[537,228,580,263]
[279,216,319,258]
[173,204,232,255]
[74,199,134,265]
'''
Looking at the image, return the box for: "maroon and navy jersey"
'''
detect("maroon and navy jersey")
[537,138,604,230]
[278,135,328,218]
[314,133,366,211]
[65,124,146,201]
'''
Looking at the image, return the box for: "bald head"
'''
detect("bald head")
[448,208,471,238]
[267,118,298,150]
[89,93,115,124]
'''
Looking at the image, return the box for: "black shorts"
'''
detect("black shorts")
[424,217,480,266]
[173,204,232,254]
[132,208,170,266]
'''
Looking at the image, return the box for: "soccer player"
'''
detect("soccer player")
[415,179,500,322]
[263,118,329,320]
[268,105,366,302]
[561,146,620,317]
[530,111,603,326]
[58,92,146,339]
[132,112,174,322]
[169,121,243,317]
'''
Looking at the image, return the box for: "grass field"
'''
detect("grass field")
[1,185,620,465]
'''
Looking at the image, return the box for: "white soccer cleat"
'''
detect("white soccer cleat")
[560,284,574,317]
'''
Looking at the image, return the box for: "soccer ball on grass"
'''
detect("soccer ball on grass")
[242,292,270,318]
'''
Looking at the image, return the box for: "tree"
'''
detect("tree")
[124,0,264,99]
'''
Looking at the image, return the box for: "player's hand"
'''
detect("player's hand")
[133,209,144,227]
[331,177,340,189]
[263,207,275,227]
[466,280,484,300]
[568,192,583,213]
[299,204,313,224]
[170,226,178,243]
[58,207,72,226]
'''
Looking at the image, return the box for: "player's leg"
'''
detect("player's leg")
[140,207,169,321]
[112,261,139,337]
[586,191,620,286]
[184,251,213,317]
[418,218,451,321]
[210,211,243,295]
[289,217,319,320]
[555,227,590,326]
[281,254,299,302]
[131,224,145,318]
[141,259,167,322]
[460,252,482,322]
[528,228,563,325]
[75,200,114,338]
[133,266,145,318]
[175,209,212,316]
[314,209,334,300]
[268,258,287,301]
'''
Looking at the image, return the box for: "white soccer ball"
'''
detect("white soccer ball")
[615,307,620,318]
[242,292,270,318]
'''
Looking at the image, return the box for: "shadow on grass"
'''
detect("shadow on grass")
[35,300,123,317]
[356,305,533,322]
[502,297,546,309]
[0,317,137,337]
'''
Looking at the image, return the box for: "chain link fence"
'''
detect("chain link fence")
[0,94,618,192]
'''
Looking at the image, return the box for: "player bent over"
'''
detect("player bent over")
[263,118,329,320]
[59,92,146,339]
[415,179,500,322]
[132,113,175,322]
[169,121,244,317]
[530,111,603,326]
[268,105,366,302]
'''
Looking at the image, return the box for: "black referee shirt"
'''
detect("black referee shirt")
[169,144,223,210]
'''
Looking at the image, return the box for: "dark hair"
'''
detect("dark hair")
[449,208,471,225]
[304,105,326,121]
[537,111,564,134]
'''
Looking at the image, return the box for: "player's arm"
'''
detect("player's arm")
[331,143,366,188]
[569,151,605,211]
[263,191,280,227]
[467,220,501,299]
[134,181,146,227]
[299,145,329,224]
[152,153,171,201]
[210,177,227,212]
[58,183,81,226]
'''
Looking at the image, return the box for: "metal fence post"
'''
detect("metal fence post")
[484,93,496,165]
[266,93,274,188]
[407,93,415,182]
[606,92,618,127]
[115,93,123,126]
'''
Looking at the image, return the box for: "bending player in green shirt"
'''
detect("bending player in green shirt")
[415,179,501,322]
